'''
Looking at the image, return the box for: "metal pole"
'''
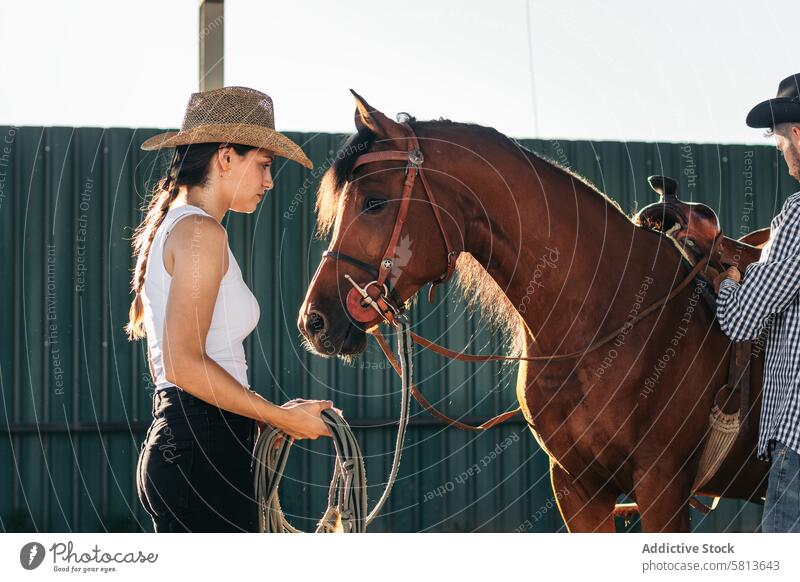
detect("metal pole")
[199,0,224,91]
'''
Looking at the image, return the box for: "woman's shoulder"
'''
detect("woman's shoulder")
[162,204,224,234]
[162,208,229,277]
[165,207,226,238]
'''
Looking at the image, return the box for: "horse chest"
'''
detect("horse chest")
[518,369,623,477]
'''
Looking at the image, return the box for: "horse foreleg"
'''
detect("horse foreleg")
[550,457,617,532]
[633,469,692,532]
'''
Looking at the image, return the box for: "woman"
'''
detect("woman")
[126,86,333,532]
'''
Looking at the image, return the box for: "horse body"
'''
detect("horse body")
[299,93,769,532]
[443,129,766,531]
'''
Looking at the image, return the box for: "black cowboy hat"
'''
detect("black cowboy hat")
[746,73,800,129]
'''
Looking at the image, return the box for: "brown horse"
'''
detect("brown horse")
[298,92,770,532]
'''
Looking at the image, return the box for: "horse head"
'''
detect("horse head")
[298,91,463,355]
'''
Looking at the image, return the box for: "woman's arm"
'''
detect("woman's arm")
[160,213,330,439]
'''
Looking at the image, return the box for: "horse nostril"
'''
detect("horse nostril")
[306,311,326,334]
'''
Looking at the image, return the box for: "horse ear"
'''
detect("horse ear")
[350,89,405,139]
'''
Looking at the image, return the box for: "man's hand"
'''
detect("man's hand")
[713,266,742,293]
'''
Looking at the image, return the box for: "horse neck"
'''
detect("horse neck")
[446,134,669,355]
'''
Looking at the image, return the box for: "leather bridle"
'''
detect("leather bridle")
[320,119,459,325]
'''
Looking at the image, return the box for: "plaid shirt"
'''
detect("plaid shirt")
[716,191,800,461]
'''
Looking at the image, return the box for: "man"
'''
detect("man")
[714,73,800,533]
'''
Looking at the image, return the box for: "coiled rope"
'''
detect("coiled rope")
[253,319,413,532]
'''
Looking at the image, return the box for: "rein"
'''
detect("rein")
[321,120,717,431]
[372,253,710,431]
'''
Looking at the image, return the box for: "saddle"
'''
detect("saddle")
[635,175,769,280]
[633,175,769,448]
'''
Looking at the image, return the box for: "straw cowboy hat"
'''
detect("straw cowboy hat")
[140,86,313,169]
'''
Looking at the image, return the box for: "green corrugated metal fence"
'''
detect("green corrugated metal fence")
[0,126,793,532]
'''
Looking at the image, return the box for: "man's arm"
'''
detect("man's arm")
[716,202,800,341]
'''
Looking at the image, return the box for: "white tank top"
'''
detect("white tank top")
[141,204,260,390]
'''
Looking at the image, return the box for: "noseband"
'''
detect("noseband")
[321,119,459,324]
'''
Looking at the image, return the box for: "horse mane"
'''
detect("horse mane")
[314,118,636,357]
[525,148,630,220]
[315,126,376,237]
[452,252,525,357]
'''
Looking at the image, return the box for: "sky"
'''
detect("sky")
[0,0,798,145]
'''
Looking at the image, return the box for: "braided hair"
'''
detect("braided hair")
[125,142,255,340]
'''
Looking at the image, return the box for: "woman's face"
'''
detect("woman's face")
[222,147,274,213]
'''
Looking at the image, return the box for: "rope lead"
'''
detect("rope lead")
[253,319,413,533]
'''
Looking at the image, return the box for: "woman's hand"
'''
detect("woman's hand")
[273,399,338,440]
[257,399,344,446]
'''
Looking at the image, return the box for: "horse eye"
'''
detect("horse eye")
[362,197,387,214]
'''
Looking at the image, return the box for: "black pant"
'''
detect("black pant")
[136,386,258,532]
